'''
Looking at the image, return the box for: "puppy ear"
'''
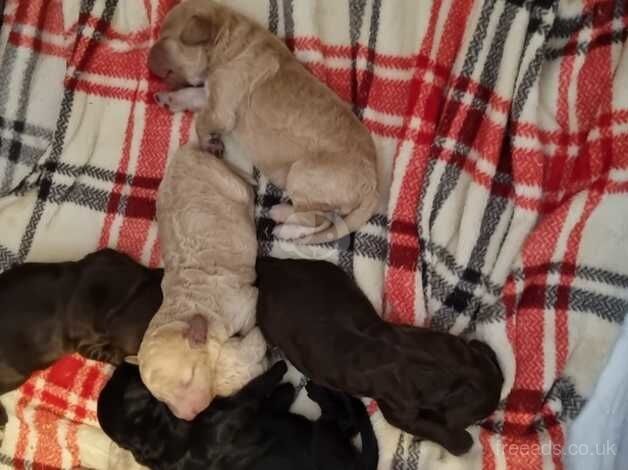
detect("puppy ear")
[184,314,208,347]
[181,15,213,45]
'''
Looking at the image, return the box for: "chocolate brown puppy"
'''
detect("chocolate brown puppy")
[0,249,163,424]
[256,257,504,456]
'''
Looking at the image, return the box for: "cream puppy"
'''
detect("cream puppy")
[137,145,266,421]
[149,0,379,244]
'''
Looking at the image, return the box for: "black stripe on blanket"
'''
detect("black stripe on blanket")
[422,238,628,332]
[0,0,54,195]
[15,0,119,264]
[545,1,627,61]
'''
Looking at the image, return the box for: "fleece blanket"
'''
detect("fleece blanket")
[0,0,627,469]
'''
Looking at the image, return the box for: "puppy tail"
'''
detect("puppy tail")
[354,398,379,470]
[284,187,379,245]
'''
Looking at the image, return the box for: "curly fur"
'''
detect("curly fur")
[137,145,266,421]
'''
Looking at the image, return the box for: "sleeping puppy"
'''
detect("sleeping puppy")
[137,145,266,421]
[149,0,379,244]
[256,257,504,456]
[98,361,378,470]
[0,249,163,425]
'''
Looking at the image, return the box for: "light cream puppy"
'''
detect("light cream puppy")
[149,0,379,244]
[136,145,266,421]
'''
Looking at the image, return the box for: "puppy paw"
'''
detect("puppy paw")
[268,360,288,379]
[444,430,474,456]
[200,133,225,158]
[268,204,295,223]
[272,223,318,240]
[154,91,172,110]
[78,344,124,365]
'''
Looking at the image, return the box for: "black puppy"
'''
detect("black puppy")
[98,361,378,470]
[0,249,163,424]
[256,257,504,456]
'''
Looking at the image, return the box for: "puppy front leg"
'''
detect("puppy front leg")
[195,75,246,152]
[194,104,237,157]
[237,361,288,401]
[154,87,207,113]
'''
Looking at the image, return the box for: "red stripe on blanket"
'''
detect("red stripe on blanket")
[5,0,65,59]
[9,0,63,32]
[480,428,497,470]
[69,80,158,104]
[385,0,476,326]
[542,3,618,465]
[115,98,172,259]
[384,0,445,325]
[33,403,62,470]
[100,96,139,251]
[8,459,63,470]
[503,202,572,470]
[7,30,66,58]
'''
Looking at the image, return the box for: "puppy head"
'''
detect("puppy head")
[69,250,163,358]
[138,314,217,421]
[106,268,164,358]
[98,362,191,467]
[98,362,155,442]
[468,340,503,414]
[148,0,225,87]
[442,340,504,428]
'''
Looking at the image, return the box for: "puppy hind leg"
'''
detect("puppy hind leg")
[268,204,295,223]
[271,210,333,240]
[272,158,354,241]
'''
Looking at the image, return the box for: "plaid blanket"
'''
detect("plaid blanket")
[0,0,626,469]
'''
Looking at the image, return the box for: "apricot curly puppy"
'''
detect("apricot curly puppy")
[136,145,266,421]
[149,0,379,244]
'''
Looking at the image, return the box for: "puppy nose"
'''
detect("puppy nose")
[148,43,168,78]
[172,407,197,421]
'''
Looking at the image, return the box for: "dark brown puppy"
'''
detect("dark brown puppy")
[0,249,163,424]
[256,257,503,456]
